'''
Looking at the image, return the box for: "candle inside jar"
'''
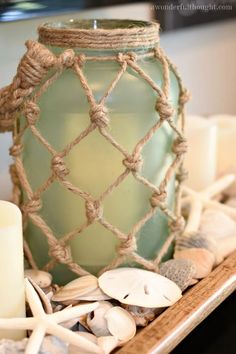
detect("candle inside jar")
[0,201,25,340]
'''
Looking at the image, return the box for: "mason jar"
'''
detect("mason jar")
[16,19,181,284]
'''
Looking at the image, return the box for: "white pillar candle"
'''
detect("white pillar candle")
[0,201,25,340]
[211,115,236,196]
[184,115,218,191]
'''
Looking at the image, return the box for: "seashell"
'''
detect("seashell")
[175,232,217,254]
[122,304,160,327]
[76,287,111,301]
[97,336,119,354]
[175,231,222,265]
[98,268,182,308]
[159,259,197,291]
[87,301,113,337]
[24,269,52,288]
[217,236,236,259]
[52,275,98,303]
[200,209,236,240]
[226,198,236,209]
[174,248,215,279]
[27,278,53,314]
[105,306,136,343]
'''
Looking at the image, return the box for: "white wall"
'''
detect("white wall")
[161,19,236,115]
[0,2,236,199]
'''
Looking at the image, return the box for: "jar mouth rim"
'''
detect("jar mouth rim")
[38,19,160,50]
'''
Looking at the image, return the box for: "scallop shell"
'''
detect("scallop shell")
[76,287,111,301]
[52,275,99,303]
[159,259,197,291]
[174,248,215,279]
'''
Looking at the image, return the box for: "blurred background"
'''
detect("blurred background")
[0,0,236,198]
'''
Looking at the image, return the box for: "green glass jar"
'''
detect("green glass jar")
[19,20,180,284]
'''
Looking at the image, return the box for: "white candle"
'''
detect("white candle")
[184,115,218,191]
[0,201,25,340]
[211,115,236,196]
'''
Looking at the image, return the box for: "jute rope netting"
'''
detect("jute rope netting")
[0,21,190,276]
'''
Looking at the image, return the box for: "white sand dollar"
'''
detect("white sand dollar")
[98,268,182,308]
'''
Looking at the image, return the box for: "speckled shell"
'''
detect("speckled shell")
[175,232,217,254]
[159,259,197,291]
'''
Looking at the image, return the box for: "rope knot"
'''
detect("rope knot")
[117,53,125,64]
[59,49,75,68]
[170,216,185,233]
[89,104,109,128]
[179,89,191,105]
[126,52,138,62]
[172,138,188,156]
[51,155,69,178]
[9,143,23,157]
[155,97,174,121]
[150,191,167,208]
[22,198,42,214]
[49,242,72,264]
[25,101,40,125]
[153,47,162,58]
[77,54,86,67]
[123,154,143,172]
[85,200,103,223]
[118,236,137,256]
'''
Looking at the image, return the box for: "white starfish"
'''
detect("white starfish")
[182,174,236,233]
[0,279,102,354]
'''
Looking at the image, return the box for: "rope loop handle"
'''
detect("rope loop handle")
[0,40,57,132]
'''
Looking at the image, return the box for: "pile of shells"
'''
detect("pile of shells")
[9,176,236,354]
[20,267,183,354]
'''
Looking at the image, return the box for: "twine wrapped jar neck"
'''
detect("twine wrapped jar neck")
[38,19,160,50]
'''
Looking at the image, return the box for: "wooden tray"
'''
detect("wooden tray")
[117,251,236,354]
